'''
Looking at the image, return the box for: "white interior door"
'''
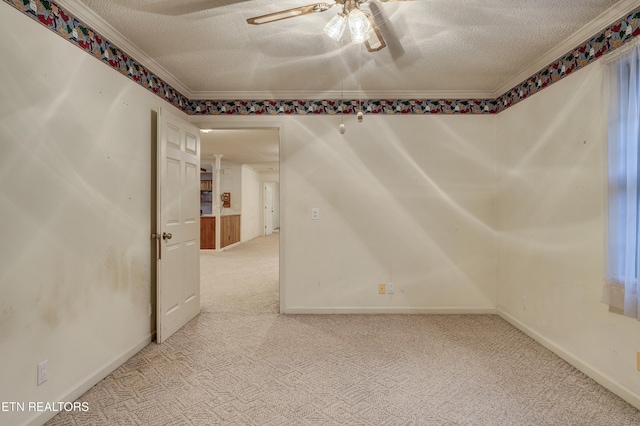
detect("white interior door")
[156,107,200,344]
[272,183,280,230]
[264,183,274,236]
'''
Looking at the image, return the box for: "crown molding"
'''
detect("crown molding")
[188,89,496,101]
[53,0,639,102]
[492,0,640,97]
[55,0,193,98]
[8,0,638,114]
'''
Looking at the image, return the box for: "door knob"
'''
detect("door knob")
[162,232,172,240]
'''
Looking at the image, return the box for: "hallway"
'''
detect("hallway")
[200,233,280,316]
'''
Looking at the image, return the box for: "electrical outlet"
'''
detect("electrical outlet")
[378,283,386,294]
[148,303,152,318]
[37,360,48,386]
[637,350,640,371]
[522,296,528,310]
[387,282,395,294]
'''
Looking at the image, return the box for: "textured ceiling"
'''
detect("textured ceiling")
[62,0,628,99]
[200,128,280,172]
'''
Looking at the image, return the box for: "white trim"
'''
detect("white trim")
[493,0,640,97]
[283,307,497,315]
[188,116,286,314]
[497,310,640,411]
[25,335,152,426]
[217,240,241,251]
[55,0,192,98]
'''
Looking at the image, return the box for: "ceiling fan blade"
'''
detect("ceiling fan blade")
[364,12,386,52]
[247,3,333,25]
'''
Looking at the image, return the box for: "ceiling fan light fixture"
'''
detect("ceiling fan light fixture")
[347,8,370,44]
[323,14,347,41]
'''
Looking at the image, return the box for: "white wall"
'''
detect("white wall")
[219,162,241,215]
[241,165,261,241]
[260,172,280,183]
[496,62,640,406]
[280,115,498,312]
[0,4,185,425]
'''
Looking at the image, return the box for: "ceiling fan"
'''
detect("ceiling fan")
[246,0,412,53]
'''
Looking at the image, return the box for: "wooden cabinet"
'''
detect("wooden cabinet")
[200,215,240,250]
[200,180,213,191]
[200,217,215,249]
[220,215,240,248]
[200,214,240,250]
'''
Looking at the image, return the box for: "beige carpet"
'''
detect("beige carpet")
[47,233,640,425]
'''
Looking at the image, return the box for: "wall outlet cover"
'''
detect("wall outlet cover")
[387,282,395,294]
[37,360,48,386]
[378,283,386,294]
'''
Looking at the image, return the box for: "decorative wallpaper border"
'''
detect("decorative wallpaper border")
[496,8,640,111]
[4,0,640,115]
[183,99,500,115]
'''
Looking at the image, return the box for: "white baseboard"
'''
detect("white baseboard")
[218,241,241,251]
[497,310,640,410]
[283,307,497,315]
[25,334,152,426]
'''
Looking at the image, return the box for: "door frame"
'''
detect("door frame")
[190,117,284,313]
[264,182,274,236]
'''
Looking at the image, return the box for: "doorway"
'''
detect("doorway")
[195,124,282,313]
[263,182,280,236]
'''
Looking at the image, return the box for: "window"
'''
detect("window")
[603,44,640,320]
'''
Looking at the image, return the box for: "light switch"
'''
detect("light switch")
[311,208,320,220]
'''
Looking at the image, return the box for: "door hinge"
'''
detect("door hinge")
[152,232,161,259]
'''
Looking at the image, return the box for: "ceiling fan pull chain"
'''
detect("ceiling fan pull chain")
[358,41,364,123]
[340,34,346,134]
